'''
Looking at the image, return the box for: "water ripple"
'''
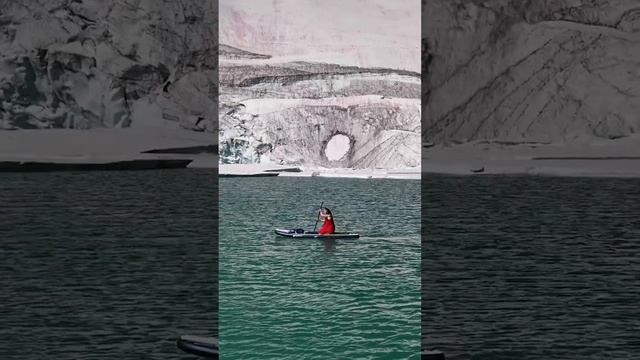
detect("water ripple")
[1,170,217,360]
[220,177,420,359]
[422,175,640,359]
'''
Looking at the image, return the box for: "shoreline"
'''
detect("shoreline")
[422,139,640,178]
[5,128,640,178]
[422,165,640,178]
[0,127,218,172]
[219,163,421,180]
[0,159,194,172]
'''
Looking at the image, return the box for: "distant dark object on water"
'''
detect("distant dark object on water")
[422,349,445,360]
[177,335,218,359]
[470,166,485,173]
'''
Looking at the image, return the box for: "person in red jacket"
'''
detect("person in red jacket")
[318,207,335,235]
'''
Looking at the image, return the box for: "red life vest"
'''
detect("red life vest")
[318,216,335,235]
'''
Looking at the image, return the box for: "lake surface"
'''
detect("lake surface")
[219,177,421,359]
[0,170,217,359]
[423,175,640,359]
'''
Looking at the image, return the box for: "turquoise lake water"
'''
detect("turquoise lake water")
[219,177,421,359]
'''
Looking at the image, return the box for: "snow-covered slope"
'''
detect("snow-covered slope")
[219,0,421,73]
[423,0,640,145]
[0,0,217,133]
[219,45,421,169]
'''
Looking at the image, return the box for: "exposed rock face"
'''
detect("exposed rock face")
[219,44,271,60]
[423,0,640,145]
[0,0,217,132]
[219,46,421,168]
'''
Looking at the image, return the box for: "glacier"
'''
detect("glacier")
[0,0,217,135]
[421,0,640,177]
[423,0,640,145]
[0,0,421,171]
[218,45,421,169]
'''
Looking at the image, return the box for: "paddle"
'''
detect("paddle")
[313,201,324,232]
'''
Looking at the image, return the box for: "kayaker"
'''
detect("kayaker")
[318,207,335,235]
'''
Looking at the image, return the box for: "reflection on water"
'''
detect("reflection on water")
[323,238,336,252]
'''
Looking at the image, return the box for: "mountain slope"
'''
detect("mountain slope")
[0,0,217,132]
[423,0,640,145]
[219,45,421,168]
